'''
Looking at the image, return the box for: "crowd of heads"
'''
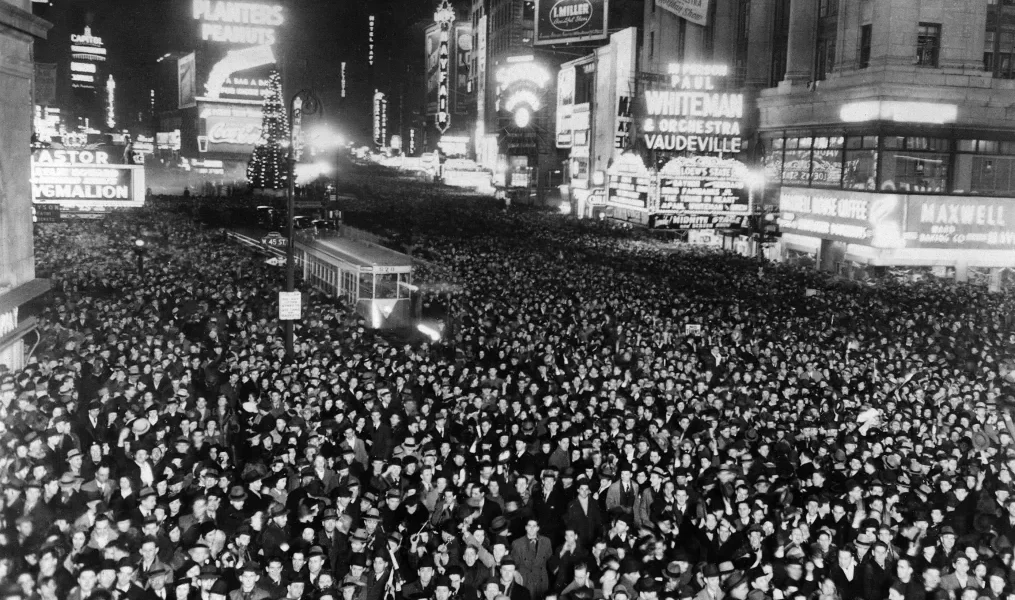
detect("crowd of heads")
[2,177,1015,600]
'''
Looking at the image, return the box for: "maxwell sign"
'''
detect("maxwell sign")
[535,0,608,46]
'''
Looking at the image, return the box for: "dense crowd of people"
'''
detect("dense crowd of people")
[3,173,1015,600]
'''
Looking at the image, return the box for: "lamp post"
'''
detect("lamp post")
[134,239,146,274]
[284,88,321,359]
[744,171,766,258]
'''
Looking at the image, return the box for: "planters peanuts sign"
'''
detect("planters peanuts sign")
[535,0,608,46]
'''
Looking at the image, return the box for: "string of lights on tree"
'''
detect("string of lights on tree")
[247,70,289,189]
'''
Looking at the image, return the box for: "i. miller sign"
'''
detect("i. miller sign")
[535,0,608,46]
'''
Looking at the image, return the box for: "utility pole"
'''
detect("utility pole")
[284,88,321,359]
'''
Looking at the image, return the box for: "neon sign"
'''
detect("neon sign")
[193,0,284,46]
[496,62,551,89]
[435,1,454,134]
[373,91,388,147]
[368,15,376,66]
[641,63,744,153]
[106,75,116,129]
[505,90,542,113]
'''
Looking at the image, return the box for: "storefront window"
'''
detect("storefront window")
[782,137,812,185]
[880,137,949,193]
[954,139,1015,196]
[810,136,844,187]
[843,135,878,190]
[763,136,784,184]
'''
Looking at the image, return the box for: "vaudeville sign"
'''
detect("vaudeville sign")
[535,0,609,46]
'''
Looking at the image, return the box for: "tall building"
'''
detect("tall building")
[551,0,1015,281]
[1,0,52,371]
[759,0,1015,280]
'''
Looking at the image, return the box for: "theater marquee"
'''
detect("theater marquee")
[641,63,744,154]
[31,149,145,208]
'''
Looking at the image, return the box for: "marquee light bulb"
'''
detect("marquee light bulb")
[514,107,531,128]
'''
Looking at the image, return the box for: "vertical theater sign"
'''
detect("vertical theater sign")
[434,0,455,134]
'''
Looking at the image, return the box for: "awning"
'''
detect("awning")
[0,317,39,354]
[0,279,51,315]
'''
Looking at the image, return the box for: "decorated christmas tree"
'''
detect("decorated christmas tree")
[247,70,289,189]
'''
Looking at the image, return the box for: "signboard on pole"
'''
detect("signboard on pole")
[279,291,301,320]
[262,232,288,248]
[292,95,304,160]
[535,0,609,46]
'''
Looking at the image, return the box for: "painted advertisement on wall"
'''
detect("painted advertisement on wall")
[535,0,609,46]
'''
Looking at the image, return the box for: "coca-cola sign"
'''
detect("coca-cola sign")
[208,122,262,146]
[199,101,263,155]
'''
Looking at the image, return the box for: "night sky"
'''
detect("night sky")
[32,0,434,140]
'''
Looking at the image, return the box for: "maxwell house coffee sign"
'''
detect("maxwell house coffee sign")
[535,0,609,46]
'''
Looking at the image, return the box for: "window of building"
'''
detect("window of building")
[782,137,813,184]
[954,139,1015,196]
[916,23,941,67]
[815,36,836,80]
[843,135,878,190]
[522,0,534,20]
[650,31,655,58]
[763,136,784,184]
[859,24,872,69]
[770,0,791,86]
[811,137,844,187]
[880,136,949,193]
[737,0,750,41]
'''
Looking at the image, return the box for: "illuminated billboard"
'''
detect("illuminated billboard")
[640,63,744,154]
[434,1,455,133]
[192,0,284,46]
[202,44,276,102]
[535,0,609,46]
[373,92,388,148]
[31,149,145,208]
[197,101,263,155]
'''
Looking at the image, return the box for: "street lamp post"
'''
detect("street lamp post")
[284,88,321,359]
[744,171,766,258]
[134,239,146,274]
